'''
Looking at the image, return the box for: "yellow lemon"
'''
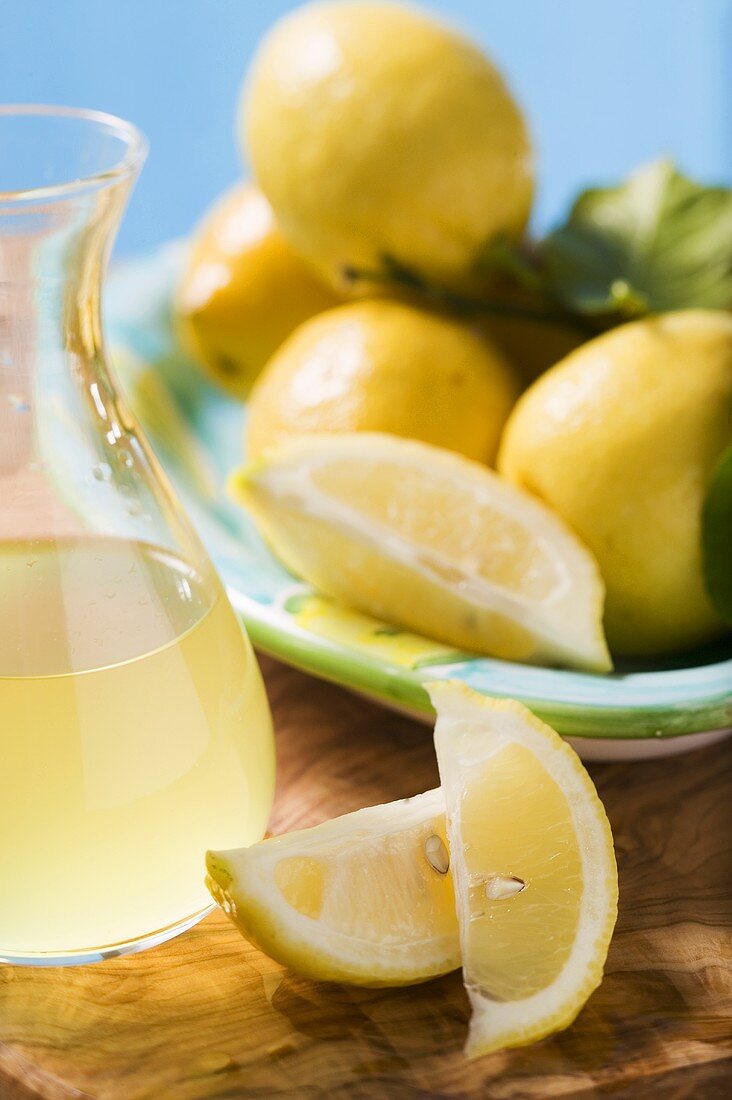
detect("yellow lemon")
[232,433,610,671]
[207,788,459,987]
[242,1,533,293]
[245,299,519,463]
[498,310,732,656]
[429,683,617,1057]
[175,182,340,398]
[207,682,618,1058]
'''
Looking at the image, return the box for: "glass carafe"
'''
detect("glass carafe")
[0,106,275,965]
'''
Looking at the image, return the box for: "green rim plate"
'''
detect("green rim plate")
[106,244,732,744]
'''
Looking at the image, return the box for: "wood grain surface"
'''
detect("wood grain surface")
[1,653,731,1099]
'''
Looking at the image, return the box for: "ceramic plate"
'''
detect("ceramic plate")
[106,245,732,760]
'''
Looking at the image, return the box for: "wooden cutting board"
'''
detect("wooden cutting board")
[1,654,731,1099]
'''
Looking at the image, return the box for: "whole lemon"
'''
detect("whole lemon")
[242,1,533,293]
[498,310,732,657]
[245,299,519,463]
[176,183,340,398]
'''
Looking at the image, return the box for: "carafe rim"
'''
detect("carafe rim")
[0,104,148,203]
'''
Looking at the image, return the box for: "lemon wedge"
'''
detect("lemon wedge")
[428,681,618,1058]
[206,788,460,987]
[231,433,610,671]
[206,682,618,1054]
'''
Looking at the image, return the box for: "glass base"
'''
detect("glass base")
[0,903,214,967]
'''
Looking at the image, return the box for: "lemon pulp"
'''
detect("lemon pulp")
[429,681,618,1057]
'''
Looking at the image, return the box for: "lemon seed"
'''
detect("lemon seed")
[424,834,449,875]
[485,875,525,901]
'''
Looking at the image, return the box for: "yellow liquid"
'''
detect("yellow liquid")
[0,537,275,959]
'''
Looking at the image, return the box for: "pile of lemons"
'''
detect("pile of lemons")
[176,0,732,662]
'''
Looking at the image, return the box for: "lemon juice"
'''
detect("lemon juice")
[0,537,275,961]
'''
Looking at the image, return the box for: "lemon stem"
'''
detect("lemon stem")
[342,264,597,337]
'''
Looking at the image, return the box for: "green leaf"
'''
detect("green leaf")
[702,444,732,624]
[541,159,732,316]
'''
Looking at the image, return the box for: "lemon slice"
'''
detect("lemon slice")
[428,681,618,1058]
[206,788,460,986]
[232,433,610,671]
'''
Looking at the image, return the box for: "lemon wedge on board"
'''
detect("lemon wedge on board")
[206,788,459,987]
[429,681,618,1058]
[207,682,618,1055]
[231,432,610,671]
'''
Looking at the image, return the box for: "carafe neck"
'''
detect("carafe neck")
[0,177,133,482]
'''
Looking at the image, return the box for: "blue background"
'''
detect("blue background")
[2,0,731,255]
